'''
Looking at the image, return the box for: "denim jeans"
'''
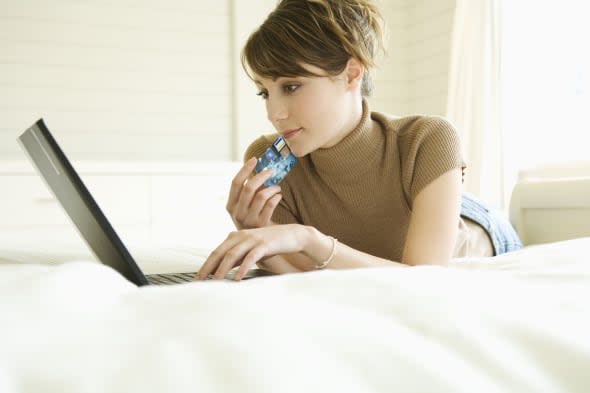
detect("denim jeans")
[460,192,523,256]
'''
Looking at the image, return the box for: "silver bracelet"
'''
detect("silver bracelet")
[315,236,338,269]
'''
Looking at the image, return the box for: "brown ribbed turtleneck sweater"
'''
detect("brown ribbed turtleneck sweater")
[244,100,493,262]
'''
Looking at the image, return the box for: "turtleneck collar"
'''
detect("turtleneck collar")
[309,99,383,178]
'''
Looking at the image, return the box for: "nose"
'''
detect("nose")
[266,96,288,123]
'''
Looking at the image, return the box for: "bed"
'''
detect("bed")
[1,160,589,392]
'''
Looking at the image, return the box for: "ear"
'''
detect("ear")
[345,57,365,92]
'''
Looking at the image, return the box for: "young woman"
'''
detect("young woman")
[197,0,522,281]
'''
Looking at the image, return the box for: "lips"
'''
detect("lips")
[282,128,301,139]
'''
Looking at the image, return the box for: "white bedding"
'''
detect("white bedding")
[1,228,589,393]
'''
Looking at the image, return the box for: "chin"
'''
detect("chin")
[286,134,315,157]
[288,145,308,158]
[284,140,301,157]
[290,149,305,158]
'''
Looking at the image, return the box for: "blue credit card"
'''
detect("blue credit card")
[254,136,297,187]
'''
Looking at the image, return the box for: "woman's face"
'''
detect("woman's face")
[254,63,362,157]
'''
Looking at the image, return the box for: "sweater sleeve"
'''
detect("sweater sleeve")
[398,116,466,206]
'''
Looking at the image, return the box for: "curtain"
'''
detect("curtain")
[446,0,505,211]
[447,0,589,213]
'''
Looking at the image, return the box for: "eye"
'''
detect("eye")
[284,84,300,94]
[256,90,269,100]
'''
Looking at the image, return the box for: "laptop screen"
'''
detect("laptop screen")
[17,119,148,286]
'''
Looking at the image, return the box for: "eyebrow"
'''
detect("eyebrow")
[254,75,307,90]
[255,73,300,83]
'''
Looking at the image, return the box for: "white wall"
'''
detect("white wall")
[405,0,456,116]
[369,0,456,116]
[0,0,232,160]
[367,0,408,115]
[0,0,456,162]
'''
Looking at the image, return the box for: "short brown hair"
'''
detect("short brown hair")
[241,0,386,96]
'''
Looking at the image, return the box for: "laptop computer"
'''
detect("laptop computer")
[17,119,274,286]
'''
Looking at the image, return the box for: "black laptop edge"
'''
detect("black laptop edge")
[17,119,149,286]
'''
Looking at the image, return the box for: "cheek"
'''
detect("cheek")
[296,92,337,125]
[293,96,316,119]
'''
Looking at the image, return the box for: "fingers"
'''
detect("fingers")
[195,233,263,281]
[234,169,273,217]
[246,186,281,222]
[259,193,282,225]
[232,172,279,228]
[233,247,267,281]
[195,239,232,281]
[227,158,257,212]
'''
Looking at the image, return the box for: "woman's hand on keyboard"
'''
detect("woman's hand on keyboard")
[195,224,314,281]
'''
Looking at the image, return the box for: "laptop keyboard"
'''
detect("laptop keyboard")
[145,268,275,285]
[145,272,203,285]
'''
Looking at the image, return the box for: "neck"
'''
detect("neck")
[309,98,383,179]
[324,96,364,148]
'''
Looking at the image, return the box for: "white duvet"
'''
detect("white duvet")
[0,229,589,393]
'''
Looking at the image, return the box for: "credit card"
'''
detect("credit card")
[254,136,297,187]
